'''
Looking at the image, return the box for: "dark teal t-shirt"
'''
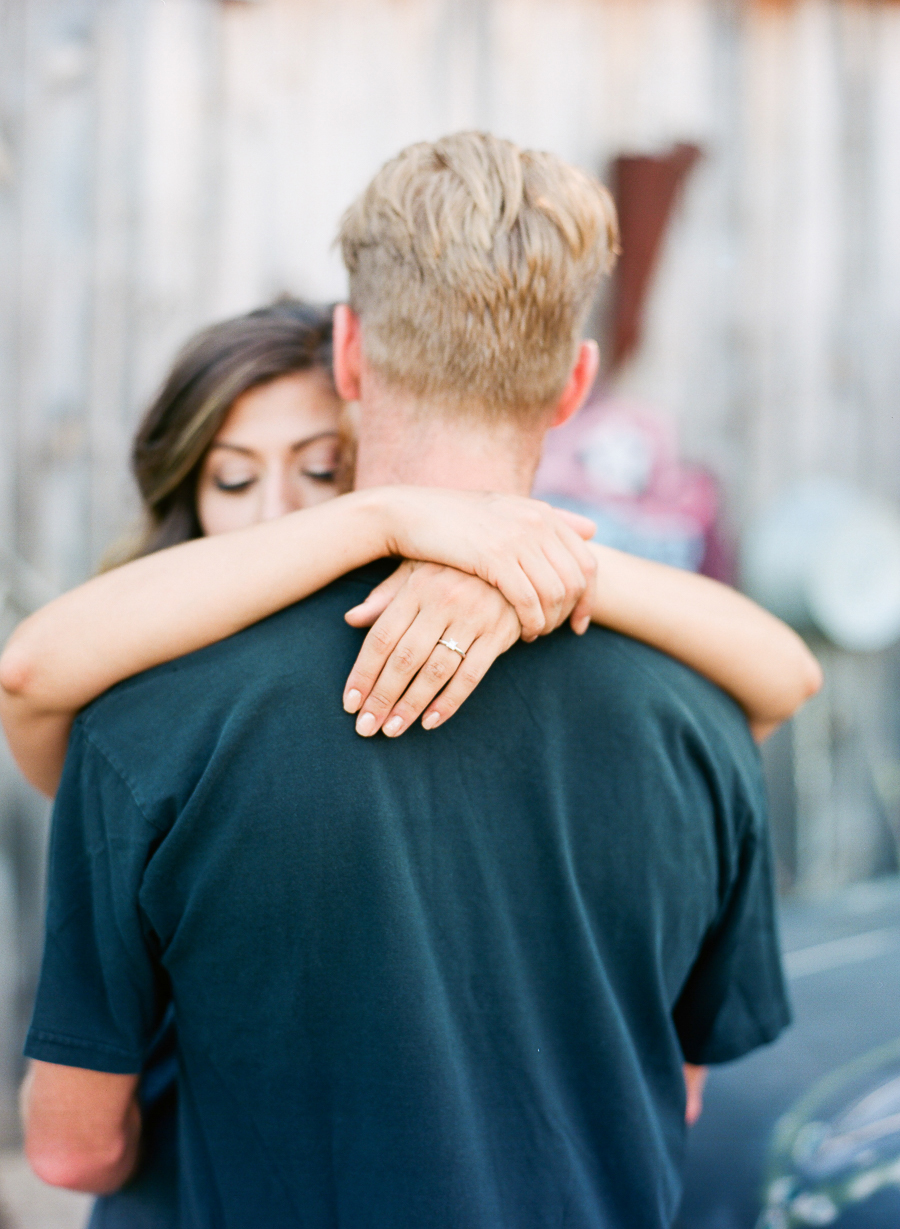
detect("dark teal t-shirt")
[26,563,789,1229]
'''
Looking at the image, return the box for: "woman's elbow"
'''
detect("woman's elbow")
[799,645,824,703]
[777,634,823,717]
[751,642,823,742]
[0,637,34,701]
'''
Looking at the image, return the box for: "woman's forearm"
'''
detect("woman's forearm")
[0,490,393,794]
[589,544,822,740]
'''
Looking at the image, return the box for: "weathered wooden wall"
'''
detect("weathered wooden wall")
[1,0,900,1142]
[3,0,899,586]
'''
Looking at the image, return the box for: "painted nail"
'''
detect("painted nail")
[356,712,377,737]
[344,688,362,713]
[422,711,442,730]
[383,716,403,737]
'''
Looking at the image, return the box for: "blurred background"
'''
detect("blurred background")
[1,0,900,1225]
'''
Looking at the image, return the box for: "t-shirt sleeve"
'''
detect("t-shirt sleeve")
[24,720,168,1074]
[672,790,792,1066]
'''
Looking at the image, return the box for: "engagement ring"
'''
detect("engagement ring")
[438,638,467,660]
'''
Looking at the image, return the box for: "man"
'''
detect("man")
[22,133,789,1227]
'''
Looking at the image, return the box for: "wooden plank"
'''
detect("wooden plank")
[128,0,221,418]
[866,3,900,503]
[85,1,147,566]
[0,0,25,564]
[13,0,98,590]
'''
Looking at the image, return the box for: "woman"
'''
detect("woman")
[1,301,820,1222]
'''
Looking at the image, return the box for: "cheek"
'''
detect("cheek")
[196,483,259,537]
[296,476,340,509]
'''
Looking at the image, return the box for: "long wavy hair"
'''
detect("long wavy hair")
[110,300,335,565]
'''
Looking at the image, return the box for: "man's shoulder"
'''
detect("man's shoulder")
[76,576,364,783]
[87,570,367,715]
[549,623,749,726]
[74,578,760,822]
[537,625,762,785]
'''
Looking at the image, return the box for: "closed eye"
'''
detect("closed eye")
[214,476,256,493]
[303,468,337,483]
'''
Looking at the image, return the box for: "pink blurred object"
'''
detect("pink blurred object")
[534,395,729,579]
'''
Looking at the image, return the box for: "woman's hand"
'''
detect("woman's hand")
[342,562,522,737]
[376,488,597,640]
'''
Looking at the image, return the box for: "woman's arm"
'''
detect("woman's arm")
[342,543,822,743]
[588,544,823,741]
[0,488,596,797]
[1,492,383,795]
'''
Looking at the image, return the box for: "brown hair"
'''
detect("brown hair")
[338,131,619,420]
[112,301,334,564]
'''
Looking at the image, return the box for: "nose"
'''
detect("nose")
[257,466,299,522]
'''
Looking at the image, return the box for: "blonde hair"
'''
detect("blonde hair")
[338,131,619,419]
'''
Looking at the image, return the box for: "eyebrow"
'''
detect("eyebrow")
[208,430,340,458]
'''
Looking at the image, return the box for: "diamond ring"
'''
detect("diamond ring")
[437,637,467,660]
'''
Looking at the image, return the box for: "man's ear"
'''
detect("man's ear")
[549,340,600,429]
[333,304,363,402]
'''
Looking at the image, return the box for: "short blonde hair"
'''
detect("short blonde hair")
[338,131,619,419]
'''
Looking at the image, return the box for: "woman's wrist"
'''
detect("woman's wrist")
[341,486,405,562]
[276,487,396,574]
[586,544,618,627]
[346,485,426,562]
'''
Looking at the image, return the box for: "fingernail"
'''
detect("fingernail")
[383,716,403,737]
[344,688,362,713]
[356,712,377,736]
[422,711,442,730]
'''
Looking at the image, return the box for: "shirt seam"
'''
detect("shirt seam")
[603,631,748,746]
[693,1004,790,1063]
[735,955,790,1038]
[602,632,762,841]
[27,1027,142,1063]
[75,721,167,835]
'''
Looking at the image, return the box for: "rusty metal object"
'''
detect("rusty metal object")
[606,143,702,373]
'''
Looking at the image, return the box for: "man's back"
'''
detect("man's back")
[27,563,788,1228]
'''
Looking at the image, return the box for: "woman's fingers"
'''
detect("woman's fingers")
[514,543,578,637]
[536,535,590,634]
[417,620,518,731]
[344,564,487,722]
[352,613,459,736]
[345,565,523,738]
[552,522,597,634]
[481,559,546,641]
[480,507,596,639]
[342,587,424,716]
[376,639,470,736]
[344,561,414,628]
[546,506,597,541]
[380,603,521,737]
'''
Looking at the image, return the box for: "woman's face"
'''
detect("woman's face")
[196,369,343,536]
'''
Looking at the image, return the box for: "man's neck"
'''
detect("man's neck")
[351,383,546,496]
